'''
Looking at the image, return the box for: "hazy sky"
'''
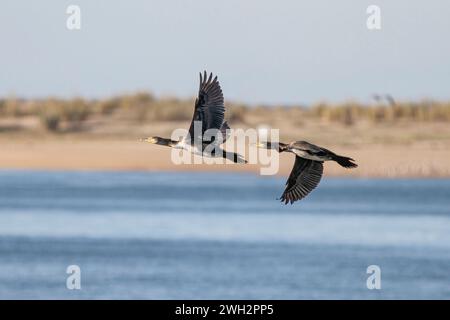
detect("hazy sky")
[1,0,449,104]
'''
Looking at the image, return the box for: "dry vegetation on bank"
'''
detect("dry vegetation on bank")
[1,93,450,177]
[1,93,450,134]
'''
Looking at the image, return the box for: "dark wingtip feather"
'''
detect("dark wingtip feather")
[279,195,290,205]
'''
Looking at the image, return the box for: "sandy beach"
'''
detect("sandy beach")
[2,138,449,177]
[2,97,450,178]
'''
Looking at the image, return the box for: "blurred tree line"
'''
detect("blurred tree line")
[1,93,450,132]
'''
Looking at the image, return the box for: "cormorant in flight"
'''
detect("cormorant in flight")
[143,71,246,164]
[258,140,357,204]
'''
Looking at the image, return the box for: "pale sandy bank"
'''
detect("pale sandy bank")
[1,139,449,178]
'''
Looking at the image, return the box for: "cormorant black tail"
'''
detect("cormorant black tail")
[333,155,358,168]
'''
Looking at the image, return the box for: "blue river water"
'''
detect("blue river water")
[0,170,449,299]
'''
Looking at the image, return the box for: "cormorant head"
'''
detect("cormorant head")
[141,136,175,147]
[142,136,162,145]
[256,141,278,149]
[255,141,287,153]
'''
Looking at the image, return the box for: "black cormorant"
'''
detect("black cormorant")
[142,71,246,164]
[258,140,357,204]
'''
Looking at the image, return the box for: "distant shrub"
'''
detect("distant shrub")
[147,98,193,122]
[38,99,62,132]
[40,113,61,131]
[96,98,121,115]
[228,104,248,123]
[128,92,156,122]
[0,99,4,116]
[62,98,91,127]
[0,97,23,117]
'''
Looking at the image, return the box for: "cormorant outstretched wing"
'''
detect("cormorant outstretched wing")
[188,71,225,143]
[280,156,323,204]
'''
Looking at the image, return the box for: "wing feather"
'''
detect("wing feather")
[188,72,225,143]
[280,157,323,204]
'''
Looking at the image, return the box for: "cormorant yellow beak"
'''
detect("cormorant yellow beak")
[255,142,266,148]
[141,137,157,144]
